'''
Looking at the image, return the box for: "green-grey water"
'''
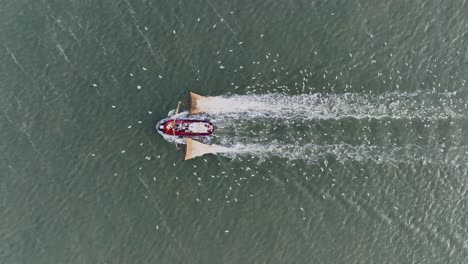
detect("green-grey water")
[2,0,468,263]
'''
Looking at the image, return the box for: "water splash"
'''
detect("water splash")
[209,142,468,165]
[198,92,466,121]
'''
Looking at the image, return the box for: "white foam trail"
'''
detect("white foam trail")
[209,142,468,165]
[161,92,467,165]
[199,92,466,120]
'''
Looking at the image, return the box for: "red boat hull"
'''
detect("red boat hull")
[157,119,215,137]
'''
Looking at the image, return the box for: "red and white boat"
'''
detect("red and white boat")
[156,92,215,143]
[157,118,215,137]
[156,92,220,160]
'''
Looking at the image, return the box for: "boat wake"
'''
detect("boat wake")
[178,91,467,163]
[191,141,467,165]
[196,91,466,121]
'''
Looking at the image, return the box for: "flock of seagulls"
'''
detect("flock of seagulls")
[81,8,468,236]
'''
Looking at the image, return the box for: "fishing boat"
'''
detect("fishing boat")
[155,92,222,160]
[156,118,214,137]
[156,91,215,142]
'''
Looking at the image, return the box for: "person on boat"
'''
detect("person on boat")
[166,121,174,130]
[175,123,183,131]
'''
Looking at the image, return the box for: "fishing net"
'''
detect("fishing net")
[184,138,213,160]
[189,92,210,115]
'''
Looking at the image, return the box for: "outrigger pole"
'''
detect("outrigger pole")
[175,101,181,115]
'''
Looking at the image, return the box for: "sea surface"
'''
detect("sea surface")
[1,0,468,263]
